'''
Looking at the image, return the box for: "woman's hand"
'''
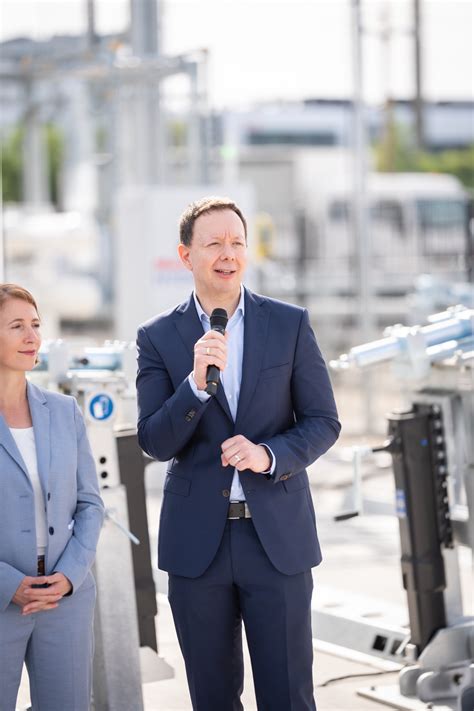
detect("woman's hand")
[13,573,73,615]
[12,576,49,607]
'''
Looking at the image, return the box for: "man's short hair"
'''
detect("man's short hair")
[179,196,247,246]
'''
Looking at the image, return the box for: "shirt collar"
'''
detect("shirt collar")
[193,285,245,324]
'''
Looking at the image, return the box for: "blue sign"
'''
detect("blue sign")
[395,489,407,518]
[88,393,114,421]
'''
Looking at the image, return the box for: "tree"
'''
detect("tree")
[1,125,23,203]
[1,123,64,205]
[374,122,474,191]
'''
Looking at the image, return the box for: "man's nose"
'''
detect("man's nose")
[220,241,235,259]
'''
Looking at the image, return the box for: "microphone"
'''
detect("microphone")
[205,308,228,395]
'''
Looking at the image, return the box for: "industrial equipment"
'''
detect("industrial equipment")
[330,306,473,711]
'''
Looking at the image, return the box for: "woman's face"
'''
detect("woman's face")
[0,298,41,373]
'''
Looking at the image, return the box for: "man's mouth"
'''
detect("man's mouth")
[215,269,236,275]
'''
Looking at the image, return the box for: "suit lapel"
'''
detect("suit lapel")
[27,381,50,497]
[175,294,205,362]
[175,294,233,422]
[0,412,30,482]
[213,379,233,423]
[235,289,269,427]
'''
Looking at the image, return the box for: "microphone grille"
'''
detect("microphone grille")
[210,308,228,331]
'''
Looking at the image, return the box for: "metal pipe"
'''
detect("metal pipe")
[351,0,376,431]
[22,79,49,206]
[86,0,97,49]
[331,310,474,370]
[413,0,424,150]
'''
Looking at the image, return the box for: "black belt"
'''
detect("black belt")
[228,502,252,519]
[37,555,45,576]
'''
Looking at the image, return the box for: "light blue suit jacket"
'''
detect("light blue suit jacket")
[0,381,104,611]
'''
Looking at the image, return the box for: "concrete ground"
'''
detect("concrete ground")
[16,421,472,710]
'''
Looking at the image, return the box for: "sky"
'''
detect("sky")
[0,0,472,108]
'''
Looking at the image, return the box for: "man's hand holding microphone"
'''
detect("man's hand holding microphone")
[192,330,228,393]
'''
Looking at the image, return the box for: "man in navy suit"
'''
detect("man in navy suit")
[136,196,340,710]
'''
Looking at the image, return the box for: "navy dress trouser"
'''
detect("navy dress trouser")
[168,518,316,711]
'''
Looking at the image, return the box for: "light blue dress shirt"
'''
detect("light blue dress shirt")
[188,286,275,501]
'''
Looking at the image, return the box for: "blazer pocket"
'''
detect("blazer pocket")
[260,362,290,380]
[283,474,308,493]
[164,473,191,497]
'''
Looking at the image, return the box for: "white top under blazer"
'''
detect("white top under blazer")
[9,427,47,555]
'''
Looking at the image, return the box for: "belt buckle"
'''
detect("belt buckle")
[228,502,243,519]
[228,502,251,519]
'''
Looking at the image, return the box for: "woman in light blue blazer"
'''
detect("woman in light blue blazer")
[0,284,105,711]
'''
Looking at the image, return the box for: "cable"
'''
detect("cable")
[317,668,402,687]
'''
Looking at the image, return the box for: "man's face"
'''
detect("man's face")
[178,209,247,300]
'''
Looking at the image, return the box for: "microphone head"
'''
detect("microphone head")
[210,308,228,333]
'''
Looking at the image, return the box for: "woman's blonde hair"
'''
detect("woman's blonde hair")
[0,283,39,315]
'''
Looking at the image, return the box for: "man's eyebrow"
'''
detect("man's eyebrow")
[204,234,245,241]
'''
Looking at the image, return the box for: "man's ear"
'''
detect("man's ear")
[178,243,192,271]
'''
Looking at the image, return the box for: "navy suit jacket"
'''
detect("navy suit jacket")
[137,288,340,578]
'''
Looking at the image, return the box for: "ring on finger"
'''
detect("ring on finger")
[206,346,211,355]
[233,454,241,463]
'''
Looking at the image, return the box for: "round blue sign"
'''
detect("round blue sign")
[89,393,114,421]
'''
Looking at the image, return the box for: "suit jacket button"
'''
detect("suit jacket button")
[47,493,51,501]
[222,489,230,498]
[280,475,289,481]
[49,526,55,535]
